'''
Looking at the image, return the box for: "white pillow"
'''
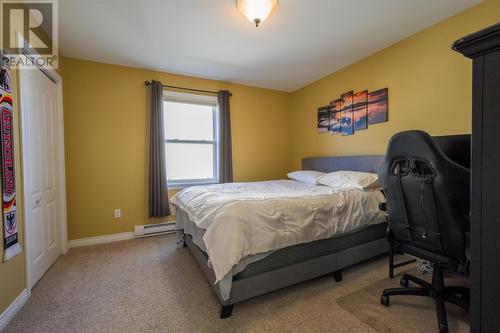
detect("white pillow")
[287,170,326,185]
[317,171,380,190]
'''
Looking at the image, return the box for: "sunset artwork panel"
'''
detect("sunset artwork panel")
[317,106,330,133]
[368,88,388,125]
[341,91,353,110]
[341,110,354,136]
[329,99,342,134]
[340,91,354,136]
[353,90,368,130]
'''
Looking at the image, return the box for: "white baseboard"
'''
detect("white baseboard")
[0,289,29,331]
[68,232,134,248]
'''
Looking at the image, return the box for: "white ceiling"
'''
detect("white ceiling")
[59,0,481,92]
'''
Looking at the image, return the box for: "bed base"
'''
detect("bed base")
[184,233,388,318]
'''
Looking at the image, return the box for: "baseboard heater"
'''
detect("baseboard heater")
[134,221,176,238]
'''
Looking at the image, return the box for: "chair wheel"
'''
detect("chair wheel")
[400,277,409,288]
[380,294,390,306]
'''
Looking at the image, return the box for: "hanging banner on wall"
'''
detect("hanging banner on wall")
[0,56,21,261]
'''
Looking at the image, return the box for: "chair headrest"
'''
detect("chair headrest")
[383,130,467,174]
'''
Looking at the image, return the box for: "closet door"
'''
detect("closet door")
[19,67,62,288]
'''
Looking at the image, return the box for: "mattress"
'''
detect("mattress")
[184,223,387,282]
[176,207,387,280]
[172,180,386,285]
[176,206,387,301]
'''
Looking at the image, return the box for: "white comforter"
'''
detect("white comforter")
[171,180,386,286]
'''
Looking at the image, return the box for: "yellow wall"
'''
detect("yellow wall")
[63,58,290,240]
[288,0,500,171]
[63,1,500,241]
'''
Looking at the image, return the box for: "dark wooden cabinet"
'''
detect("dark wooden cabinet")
[453,23,500,333]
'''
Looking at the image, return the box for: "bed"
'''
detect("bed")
[172,155,388,318]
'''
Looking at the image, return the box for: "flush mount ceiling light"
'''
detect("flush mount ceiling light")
[237,0,278,27]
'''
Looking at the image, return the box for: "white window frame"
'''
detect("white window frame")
[163,91,219,188]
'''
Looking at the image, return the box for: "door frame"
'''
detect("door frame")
[17,39,68,293]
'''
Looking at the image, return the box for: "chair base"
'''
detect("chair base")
[380,265,469,333]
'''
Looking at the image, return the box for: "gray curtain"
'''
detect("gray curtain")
[149,80,170,217]
[218,90,233,183]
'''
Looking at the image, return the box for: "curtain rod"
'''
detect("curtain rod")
[144,81,231,96]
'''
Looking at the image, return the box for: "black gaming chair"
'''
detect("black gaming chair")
[379,130,470,333]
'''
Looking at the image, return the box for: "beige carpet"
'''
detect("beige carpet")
[4,234,464,333]
[337,269,470,333]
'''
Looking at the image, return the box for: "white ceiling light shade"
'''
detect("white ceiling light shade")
[237,0,278,27]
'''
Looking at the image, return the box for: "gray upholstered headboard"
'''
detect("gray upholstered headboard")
[302,155,385,173]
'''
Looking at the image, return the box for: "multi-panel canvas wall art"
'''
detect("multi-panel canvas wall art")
[317,88,388,136]
[368,88,388,125]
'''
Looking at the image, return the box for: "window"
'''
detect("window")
[164,91,218,187]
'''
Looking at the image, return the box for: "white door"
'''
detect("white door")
[19,67,62,288]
